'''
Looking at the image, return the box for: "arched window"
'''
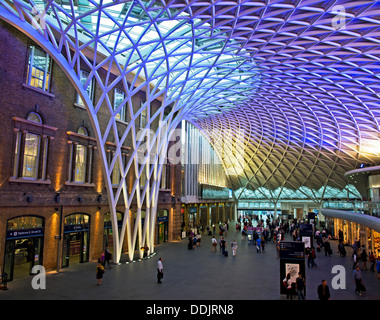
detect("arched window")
[11,112,55,183]
[22,113,43,179]
[27,112,42,124]
[74,127,88,183]
[66,126,95,186]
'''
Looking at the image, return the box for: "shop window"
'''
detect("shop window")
[66,127,95,186]
[26,45,52,92]
[64,213,89,225]
[7,215,44,230]
[11,112,56,183]
[76,70,94,107]
[114,88,126,122]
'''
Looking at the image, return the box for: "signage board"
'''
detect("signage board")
[279,241,305,260]
[6,228,44,240]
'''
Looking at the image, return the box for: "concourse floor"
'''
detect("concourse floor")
[1,222,380,301]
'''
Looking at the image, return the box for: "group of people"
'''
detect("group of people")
[283,222,380,299]
[187,230,202,250]
[210,236,238,256]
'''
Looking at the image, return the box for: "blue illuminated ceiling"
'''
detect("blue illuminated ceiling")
[192,0,380,200]
[1,0,380,201]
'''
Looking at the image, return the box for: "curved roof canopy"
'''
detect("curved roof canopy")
[1,0,380,201]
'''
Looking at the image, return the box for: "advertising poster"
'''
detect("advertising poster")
[302,236,311,248]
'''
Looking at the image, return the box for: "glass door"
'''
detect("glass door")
[32,237,44,268]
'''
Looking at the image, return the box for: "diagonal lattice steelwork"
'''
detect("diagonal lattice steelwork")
[0,0,261,262]
[1,0,380,261]
[194,0,380,203]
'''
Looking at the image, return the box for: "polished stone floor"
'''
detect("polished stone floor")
[1,222,379,301]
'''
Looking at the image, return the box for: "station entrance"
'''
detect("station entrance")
[3,216,44,281]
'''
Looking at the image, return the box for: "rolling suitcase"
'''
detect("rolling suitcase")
[224,251,228,257]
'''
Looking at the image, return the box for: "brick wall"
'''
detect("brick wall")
[0,20,183,274]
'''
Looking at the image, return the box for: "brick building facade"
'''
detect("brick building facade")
[0,20,182,281]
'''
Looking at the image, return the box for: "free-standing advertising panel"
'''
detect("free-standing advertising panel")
[279,241,306,297]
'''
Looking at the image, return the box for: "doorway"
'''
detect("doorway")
[62,231,89,267]
[62,213,90,268]
[3,216,44,281]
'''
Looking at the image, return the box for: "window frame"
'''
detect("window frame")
[10,113,57,184]
[75,70,94,107]
[66,127,96,187]
[113,88,127,123]
[26,45,52,93]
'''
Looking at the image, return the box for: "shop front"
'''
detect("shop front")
[157,209,168,244]
[62,213,90,268]
[199,205,208,226]
[188,206,197,227]
[329,216,380,257]
[3,216,44,281]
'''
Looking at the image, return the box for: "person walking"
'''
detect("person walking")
[283,273,294,300]
[352,251,358,269]
[317,279,330,300]
[231,240,238,256]
[307,247,317,268]
[256,237,261,253]
[96,259,105,286]
[352,265,366,296]
[104,247,112,269]
[323,240,332,257]
[338,241,346,257]
[211,236,217,252]
[157,257,164,283]
[221,237,226,256]
[218,237,223,254]
[296,272,305,300]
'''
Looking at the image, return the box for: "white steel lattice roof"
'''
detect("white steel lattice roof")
[1,0,380,202]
